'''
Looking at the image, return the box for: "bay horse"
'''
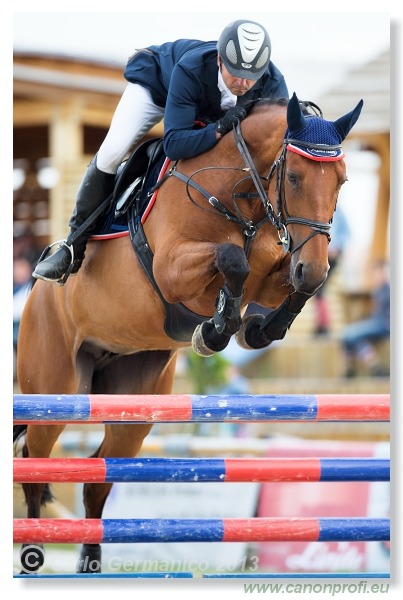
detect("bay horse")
[14,93,363,574]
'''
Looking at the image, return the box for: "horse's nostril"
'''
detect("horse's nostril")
[295,262,304,283]
[292,260,329,294]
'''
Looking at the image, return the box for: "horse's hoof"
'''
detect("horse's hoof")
[191,324,216,356]
[20,543,45,574]
[77,543,102,573]
[235,315,264,350]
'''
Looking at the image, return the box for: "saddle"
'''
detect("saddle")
[114,137,165,217]
[93,138,165,236]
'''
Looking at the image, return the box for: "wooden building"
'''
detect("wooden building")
[13,51,162,247]
[318,49,390,262]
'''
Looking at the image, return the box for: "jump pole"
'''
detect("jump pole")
[14,517,390,544]
[13,393,390,423]
[13,457,390,483]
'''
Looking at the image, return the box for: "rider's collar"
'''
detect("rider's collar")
[217,67,237,110]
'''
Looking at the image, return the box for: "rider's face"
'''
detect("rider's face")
[218,59,258,96]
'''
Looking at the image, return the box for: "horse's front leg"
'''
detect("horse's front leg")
[192,243,250,356]
[236,291,310,350]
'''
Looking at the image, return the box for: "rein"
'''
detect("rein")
[152,118,336,256]
[165,163,271,256]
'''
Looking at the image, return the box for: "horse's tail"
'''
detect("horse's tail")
[14,423,28,444]
[13,424,54,505]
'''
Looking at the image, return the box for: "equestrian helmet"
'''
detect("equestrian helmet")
[218,20,271,80]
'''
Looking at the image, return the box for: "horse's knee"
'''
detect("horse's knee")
[215,243,249,291]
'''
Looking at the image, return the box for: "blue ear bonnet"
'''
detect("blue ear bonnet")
[286,117,344,161]
[287,116,343,146]
[284,92,364,161]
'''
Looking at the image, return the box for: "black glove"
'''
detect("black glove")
[215,105,247,136]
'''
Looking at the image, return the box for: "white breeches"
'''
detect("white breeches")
[96,83,165,174]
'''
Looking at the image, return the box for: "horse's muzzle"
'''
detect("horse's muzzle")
[291,260,329,295]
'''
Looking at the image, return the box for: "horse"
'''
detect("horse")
[14,93,363,574]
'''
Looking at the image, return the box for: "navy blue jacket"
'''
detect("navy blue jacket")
[124,40,288,160]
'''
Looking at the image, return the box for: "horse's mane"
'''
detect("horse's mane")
[248,96,323,118]
[255,97,288,107]
[247,97,288,114]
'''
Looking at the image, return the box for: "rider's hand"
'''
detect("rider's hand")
[215,106,247,136]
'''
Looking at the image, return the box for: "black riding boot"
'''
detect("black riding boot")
[33,157,115,285]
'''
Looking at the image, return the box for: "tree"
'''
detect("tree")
[186,351,230,394]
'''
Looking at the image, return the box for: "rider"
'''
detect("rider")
[33,19,288,284]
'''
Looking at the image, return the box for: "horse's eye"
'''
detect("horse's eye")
[287,172,298,186]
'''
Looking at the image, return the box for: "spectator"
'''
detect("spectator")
[313,206,350,336]
[13,224,42,267]
[219,364,251,395]
[340,260,390,377]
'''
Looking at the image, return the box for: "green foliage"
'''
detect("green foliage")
[186,351,230,394]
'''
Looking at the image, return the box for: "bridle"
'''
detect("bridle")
[267,136,336,254]
[233,123,336,255]
[158,117,340,257]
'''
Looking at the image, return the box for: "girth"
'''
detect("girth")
[128,205,206,342]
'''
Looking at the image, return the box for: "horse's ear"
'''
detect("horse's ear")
[333,99,364,141]
[287,92,306,132]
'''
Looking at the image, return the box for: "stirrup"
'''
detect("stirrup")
[35,240,75,286]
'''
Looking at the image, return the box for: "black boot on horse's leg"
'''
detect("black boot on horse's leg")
[236,292,309,350]
[77,544,102,574]
[192,284,243,356]
[192,244,249,356]
[33,156,115,285]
